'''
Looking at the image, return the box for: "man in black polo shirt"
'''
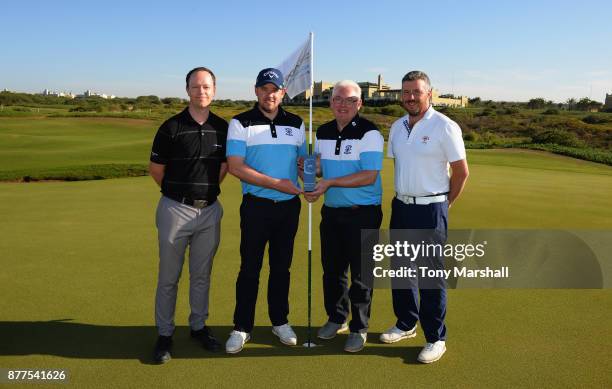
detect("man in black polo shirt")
[149,66,228,363]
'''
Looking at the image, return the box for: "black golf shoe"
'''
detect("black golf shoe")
[153,335,172,364]
[191,326,221,352]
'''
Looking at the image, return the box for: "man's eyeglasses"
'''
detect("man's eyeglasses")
[403,89,428,97]
[331,96,360,105]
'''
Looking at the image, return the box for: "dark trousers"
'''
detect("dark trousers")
[233,194,301,333]
[390,197,448,343]
[320,204,383,333]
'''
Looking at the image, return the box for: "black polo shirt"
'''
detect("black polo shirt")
[150,108,228,201]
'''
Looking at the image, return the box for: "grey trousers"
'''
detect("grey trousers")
[155,195,223,336]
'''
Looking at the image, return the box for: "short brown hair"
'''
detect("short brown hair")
[401,71,431,90]
[186,67,216,88]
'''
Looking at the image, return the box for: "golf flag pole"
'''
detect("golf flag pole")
[306,32,315,348]
[277,32,316,347]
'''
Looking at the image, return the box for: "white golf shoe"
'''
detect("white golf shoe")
[417,340,446,363]
[272,324,297,346]
[379,325,417,344]
[225,330,250,354]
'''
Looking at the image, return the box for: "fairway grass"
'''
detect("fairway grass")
[0,117,156,180]
[1,151,611,388]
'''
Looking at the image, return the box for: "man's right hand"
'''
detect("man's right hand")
[274,178,303,195]
[303,192,320,203]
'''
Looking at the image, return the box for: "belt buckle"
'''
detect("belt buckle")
[193,199,208,208]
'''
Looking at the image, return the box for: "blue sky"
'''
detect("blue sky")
[2,0,611,102]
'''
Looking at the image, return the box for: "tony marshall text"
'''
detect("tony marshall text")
[373,266,510,279]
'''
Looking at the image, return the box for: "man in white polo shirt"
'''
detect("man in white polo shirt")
[381,70,469,364]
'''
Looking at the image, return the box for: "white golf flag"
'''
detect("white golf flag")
[277,34,313,99]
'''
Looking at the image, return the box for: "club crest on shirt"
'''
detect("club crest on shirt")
[421,135,430,144]
[344,145,352,154]
[284,127,293,136]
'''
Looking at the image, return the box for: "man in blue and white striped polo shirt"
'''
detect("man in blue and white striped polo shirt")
[304,80,384,353]
[225,68,307,353]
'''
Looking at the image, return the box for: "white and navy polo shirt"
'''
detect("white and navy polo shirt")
[388,106,466,197]
[226,104,307,201]
[315,115,384,207]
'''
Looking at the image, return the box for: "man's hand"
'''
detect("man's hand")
[303,192,321,203]
[228,156,302,195]
[308,179,332,198]
[448,159,469,208]
[274,178,303,195]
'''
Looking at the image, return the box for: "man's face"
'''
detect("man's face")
[186,71,215,109]
[255,83,285,113]
[330,86,362,125]
[401,79,431,116]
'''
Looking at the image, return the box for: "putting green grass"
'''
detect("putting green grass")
[0,117,156,180]
[0,150,611,388]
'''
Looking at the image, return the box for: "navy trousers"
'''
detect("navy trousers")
[389,197,448,343]
[320,204,383,333]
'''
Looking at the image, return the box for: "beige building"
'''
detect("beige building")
[287,74,468,107]
[431,90,469,108]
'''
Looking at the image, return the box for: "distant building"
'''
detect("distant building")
[76,90,115,99]
[604,93,612,110]
[286,74,468,107]
[41,89,75,99]
[286,81,333,104]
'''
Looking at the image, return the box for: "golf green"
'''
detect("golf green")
[0,149,610,387]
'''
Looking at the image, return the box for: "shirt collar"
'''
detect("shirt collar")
[423,105,435,120]
[251,102,286,122]
[181,107,213,126]
[337,113,360,134]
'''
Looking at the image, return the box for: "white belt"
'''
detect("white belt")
[396,194,447,205]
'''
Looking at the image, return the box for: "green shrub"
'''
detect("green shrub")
[542,108,560,115]
[582,115,610,124]
[379,105,404,117]
[477,108,495,117]
[463,132,480,142]
[532,129,584,147]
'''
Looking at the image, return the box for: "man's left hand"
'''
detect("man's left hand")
[309,179,331,197]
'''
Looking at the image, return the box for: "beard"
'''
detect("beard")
[403,97,430,117]
[405,101,421,117]
[407,108,421,117]
[259,100,278,113]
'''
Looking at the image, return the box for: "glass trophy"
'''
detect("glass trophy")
[303,154,317,192]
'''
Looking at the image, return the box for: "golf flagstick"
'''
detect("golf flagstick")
[303,32,318,348]
[277,32,317,347]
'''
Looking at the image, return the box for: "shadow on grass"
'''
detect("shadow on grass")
[0,320,423,365]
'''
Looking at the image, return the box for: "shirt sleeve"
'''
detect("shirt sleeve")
[387,121,397,159]
[150,123,172,165]
[226,118,247,158]
[359,130,384,171]
[441,121,467,162]
[220,136,228,163]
